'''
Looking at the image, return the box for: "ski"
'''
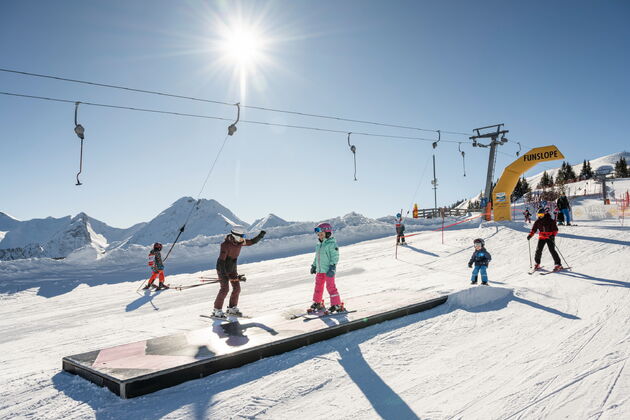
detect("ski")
[174,282,215,291]
[291,310,357,321]
[200,314,252,322]
[528,267,546,275]
[540,267,572,275]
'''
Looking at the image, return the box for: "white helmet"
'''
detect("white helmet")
[230,225,246,237]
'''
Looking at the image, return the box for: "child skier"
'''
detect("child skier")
[212,226,266,318]
[468,238,491,285]
[523,208,532,223]
[144,242,168,290]
[395,212,406,245]
[527,208,562,271]
[308,222,345,313]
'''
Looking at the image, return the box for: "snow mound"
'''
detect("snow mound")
[446,286,513,310]
[249,214,290,231]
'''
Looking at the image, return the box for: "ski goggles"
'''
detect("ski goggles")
[314,227,325,232]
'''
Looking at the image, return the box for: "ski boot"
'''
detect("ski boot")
[553,265,563,272]
[142,283,152,290]
[156,283,169,290]
[226,306,243,317]
[481,282,489,286]
[212,308,227,319]
[327,304,345,314]
[307,301,326,314]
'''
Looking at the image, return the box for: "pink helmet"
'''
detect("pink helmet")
[314,222,333,233]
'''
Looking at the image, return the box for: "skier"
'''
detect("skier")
[527,208,562,271]
[308,222,344,313]
[144,242,168,290]
[556,192,572,226]
[468,238,491,285]
[395,212,406,245]
[211,226,266,319]
[552,206,560,223]
[523,208,532,223]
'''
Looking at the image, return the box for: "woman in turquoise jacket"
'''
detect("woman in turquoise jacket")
[309,222,344,313]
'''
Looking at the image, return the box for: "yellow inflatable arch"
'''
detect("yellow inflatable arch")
[493,145,565,221]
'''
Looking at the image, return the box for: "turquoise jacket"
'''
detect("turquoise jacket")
[312,237,339,273]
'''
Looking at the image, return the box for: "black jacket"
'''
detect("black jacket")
[469,248,492,267]
[557,196,570,210]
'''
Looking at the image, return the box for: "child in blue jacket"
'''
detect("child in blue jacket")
[468,238,491,285]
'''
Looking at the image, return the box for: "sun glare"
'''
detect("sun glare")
[222,26,261,67]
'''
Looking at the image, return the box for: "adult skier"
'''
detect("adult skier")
[468,238,491,285]
[556,192,572,226]
[211,226,266,318]
[527,208,562,271]
[308,222,344,313]
[394,212,406,245]
[144,242,168,290]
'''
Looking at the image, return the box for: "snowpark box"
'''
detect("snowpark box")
[63,291,447,398]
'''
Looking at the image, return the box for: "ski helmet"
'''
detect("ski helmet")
[314,222,333,233]
[396,213,402,218]
[230,225,246,238]
[473,238,484,247]
[153,242,163,251]
[537,208,545,217]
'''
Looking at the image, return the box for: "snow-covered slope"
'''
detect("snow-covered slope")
[526,151,630,188]
[126,197,249,246]
[0,218,628,419]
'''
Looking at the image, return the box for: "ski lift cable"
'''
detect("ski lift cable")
[0,67,470,137]
[73,102,85,186]
[347,132,357,181]
[0,91,471,144]
[408,154,433,211]
[163,104,239,262]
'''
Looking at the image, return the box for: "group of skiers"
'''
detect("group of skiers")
[523,192,572,226]
[144,222,344,319]
[143,198,572,315]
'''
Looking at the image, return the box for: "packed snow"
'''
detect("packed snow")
[1,210,628,419]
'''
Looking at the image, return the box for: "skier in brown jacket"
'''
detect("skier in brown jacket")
[212,226,266,318]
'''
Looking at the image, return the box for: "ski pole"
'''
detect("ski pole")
[554,241,571,269]
[136,279,148,292]
[528,239,532,268]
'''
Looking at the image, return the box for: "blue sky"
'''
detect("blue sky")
[1,0,629,227]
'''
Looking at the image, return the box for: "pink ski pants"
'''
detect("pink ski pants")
[312,273,341,306]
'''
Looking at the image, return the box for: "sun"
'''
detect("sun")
[221,25,262,68]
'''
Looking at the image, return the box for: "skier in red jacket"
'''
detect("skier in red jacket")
[527,208,562,271]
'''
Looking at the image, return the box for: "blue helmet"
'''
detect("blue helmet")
[396,213,402,218]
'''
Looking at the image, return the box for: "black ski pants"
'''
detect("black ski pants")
[535,238,561,265]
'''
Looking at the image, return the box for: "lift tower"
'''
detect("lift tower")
[470,124,509,208]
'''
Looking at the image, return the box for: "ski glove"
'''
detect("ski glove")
[468,262,473,268]
[527,234,533,240]
[326,264,336,277]
[310,265,317,274]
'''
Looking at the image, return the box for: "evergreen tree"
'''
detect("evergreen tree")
[521,176,531,194]
[564,162,576,181]
[555,163,567,184]
[615,157,629,178]
[580,160,594,179]
[537,171,554,189]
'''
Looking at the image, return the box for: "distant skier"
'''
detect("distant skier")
[144,242,168,290]
[556,193,572,226]
[523,208,532,223]
[395,212,406,245]
[308,222,344,313]
[211,226,266,319]
[527,208,562,271]
[468,238,491,285]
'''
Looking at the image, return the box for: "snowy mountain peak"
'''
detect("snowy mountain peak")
[127,197,249,246]
[249,213,290,231]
